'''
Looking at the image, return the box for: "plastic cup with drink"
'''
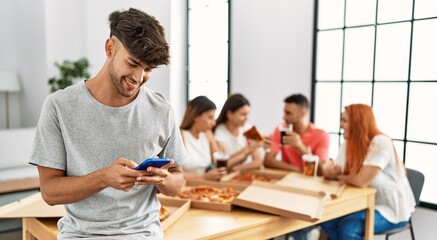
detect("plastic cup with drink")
[302,146,319,177]
[279,123,293,145]
[213,151,229,169]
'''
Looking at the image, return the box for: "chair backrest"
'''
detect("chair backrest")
[406,168,425,207]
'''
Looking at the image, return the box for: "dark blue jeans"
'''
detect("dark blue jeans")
[288,226,314,240]
[320,210,408,240]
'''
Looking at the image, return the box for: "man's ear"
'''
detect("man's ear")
[300,107,308,118]
[105,38,114,58]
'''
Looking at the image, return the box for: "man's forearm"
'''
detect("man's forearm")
[270,160,301,172]
[39,158,144,206]
[296,144,308,155]
[40,170,106,205]
[264,155,301,172]
[227,148,250,170]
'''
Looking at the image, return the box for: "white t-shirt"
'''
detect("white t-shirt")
[336,134,416,223]
[181,130,212,173]
[214,124,252,164]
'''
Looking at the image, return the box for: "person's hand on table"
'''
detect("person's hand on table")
[205,167,227,181]
[322,160,341,180]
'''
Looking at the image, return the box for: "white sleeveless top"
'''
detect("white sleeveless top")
[181,130,212,173]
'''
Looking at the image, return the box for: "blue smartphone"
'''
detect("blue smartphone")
[134,158,170,170]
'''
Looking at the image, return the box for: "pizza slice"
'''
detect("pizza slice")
[243,126,265,141]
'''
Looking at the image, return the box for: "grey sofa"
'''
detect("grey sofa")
[0,127,38,182]
[0,127,40,233]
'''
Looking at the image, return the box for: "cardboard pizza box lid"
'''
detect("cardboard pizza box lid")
[220,168,290,186]
[233,181,328,222]
[277,172,346,199]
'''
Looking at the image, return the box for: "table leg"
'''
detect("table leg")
[364,192,375,240]
[22,218,36,240]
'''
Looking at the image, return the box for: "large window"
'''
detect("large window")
[187,0,230,112]
[313,0,437,208]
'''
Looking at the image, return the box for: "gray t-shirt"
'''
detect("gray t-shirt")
[30,81,188,239]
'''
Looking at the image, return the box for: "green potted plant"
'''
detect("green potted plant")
[48,57,90,93]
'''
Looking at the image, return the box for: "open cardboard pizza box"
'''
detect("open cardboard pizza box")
[277,172,346,199]
[220,168,290,186]
[232,181,329,222]
[175,179,247,211]
[157,195,190,231]
[0,192,64,218]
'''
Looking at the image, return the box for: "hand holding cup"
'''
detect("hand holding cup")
[213,151,229,169]
[280,124,293,146]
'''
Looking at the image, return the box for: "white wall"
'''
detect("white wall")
[231,0,315,134]
[0,0,20,128]
[16,0,48,127]
[0,0,18,71]
[45,0,87,77]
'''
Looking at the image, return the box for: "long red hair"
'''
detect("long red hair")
[344,104,381,175]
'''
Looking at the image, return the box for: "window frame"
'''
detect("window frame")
[312,0,437,209]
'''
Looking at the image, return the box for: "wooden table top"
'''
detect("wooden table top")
[29,186,376,240]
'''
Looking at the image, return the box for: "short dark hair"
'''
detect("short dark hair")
[180,96,216,130]
[108,8,170,67]
[284,94,309,108]
[215,93,250,128]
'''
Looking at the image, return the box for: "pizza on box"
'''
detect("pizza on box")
[159,206,170,221]
[176,185,240,203]
[231,173,272,182]
[243,126,265,141]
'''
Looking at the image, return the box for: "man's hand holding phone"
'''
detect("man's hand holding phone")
[134,158,174,185]
[102,158,143,192]
[134,158,171,170]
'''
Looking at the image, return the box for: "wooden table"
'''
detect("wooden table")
[0,177,39,194]
[22,186,376,240]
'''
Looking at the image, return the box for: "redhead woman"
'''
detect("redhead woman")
[214,94,262,171]
[321,104,416,240]
[180,96,226,181]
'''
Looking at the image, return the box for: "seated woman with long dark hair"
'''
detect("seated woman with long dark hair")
[180,96,226,181]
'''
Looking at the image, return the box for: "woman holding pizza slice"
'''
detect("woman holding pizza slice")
[214,93,263,172]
